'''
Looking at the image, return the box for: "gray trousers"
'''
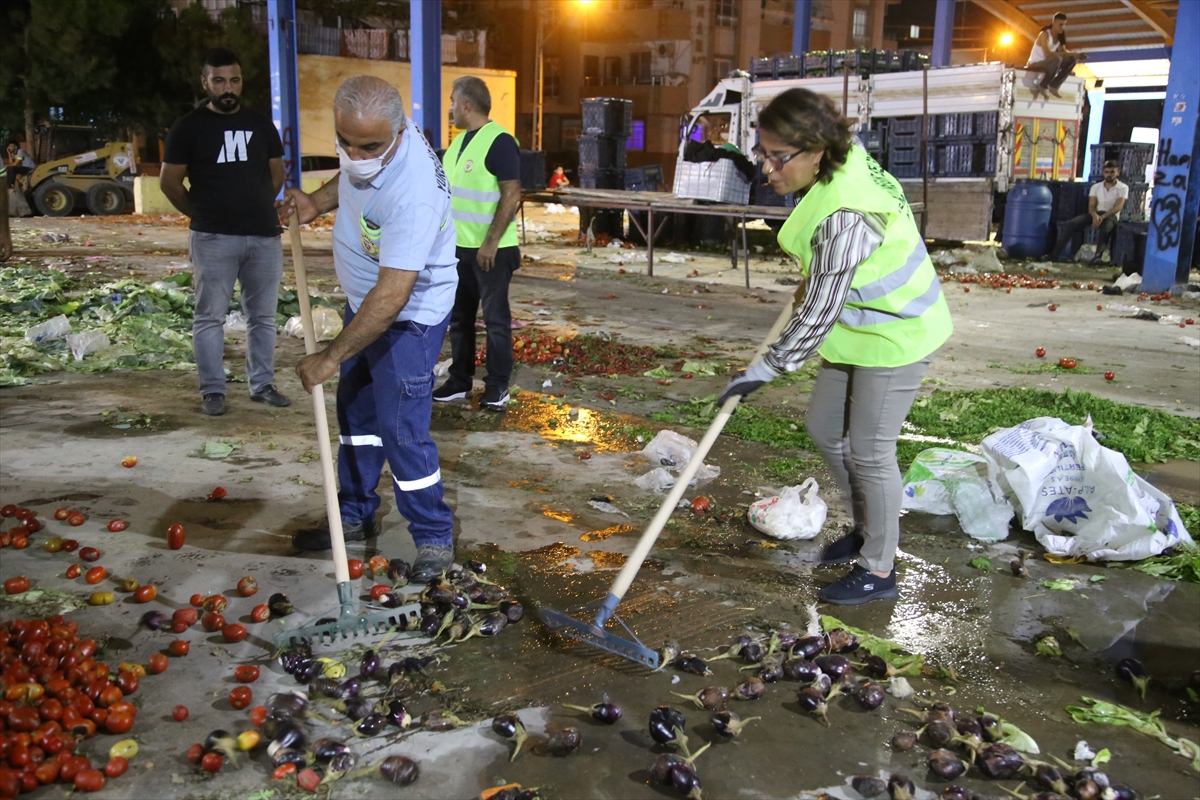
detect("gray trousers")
[806,354,933,573]
[189,231,283,396]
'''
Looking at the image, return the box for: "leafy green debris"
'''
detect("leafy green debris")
[821,615,924,675]
[1118,544,1200,584]
[1039,578,1079,592]
[969,556,992,571]
[1035,636,1062,657]
[976,707,1040,753]
[1066,697,1200,771]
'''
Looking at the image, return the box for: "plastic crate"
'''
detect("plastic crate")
[974,112,999,137]
[887,162,923,179]
[858,129,883,154]
[1089,143,1154,181]
[1121,183,1148,222]
[936,113,974,138]
[673,159,751,204]
[751,57,775,81]
[1111,222,1148,272]
[874,50,898,73]
[581,98,633,136]
[751,162,794,208]
[775,54,802,78]
[624,165,663,192]
[804,50,833,77]
[579,167,624,190]
[518,149,545,191]
[578,134,626,170]
[900,50,927,72]
[888,131,921,150]
[888,116,923,136]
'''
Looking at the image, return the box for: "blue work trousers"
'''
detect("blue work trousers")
[335,306,454,547]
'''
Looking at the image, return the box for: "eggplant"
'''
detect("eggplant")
[860,654,890,678]
[279,649,303,675]
[770,631,797,654]
[813,654,852,679]
[267,691,308,719]
[928,701,956,722]
[659,640,682,668]
[797,686,831,726]
[311,738,349,764]
[386,700,413,729]
[341,698,372,722]
[379,592,406,609]
[1033,764,1068,794]
[856,680,885,711]
[826,628,858,654]
[359,650,381,679]
[269,746,306,769]
[463,558,487,574]
[707,634,753,662]
[940,787,971,800]
[709,710,759,738]
[922,718,956,748]
[782,657,822,683]
[389,656,433,677]
[757,656,783,683]
[546,727,581,756]
[1011,558,1027,577]
[1075,780,1102,800]
[480,584,509,603]
[309,677,340,699]
[419,613,441,636]
[1107,784,1137,800]
[734,677,765,701]
[379,754,419,786]
[421,709,465,731]
[492,713,528,761]
[675,655,711,676]
[1116,658,1150,699]
[850,775,887,798]
[562,702,622,723]
[892,730,917,751]
[888,773,916,800]
[387,559,411,584]
[671,686,730,711]
[267,592,294,617]
[263,720,306,751]
[293,659,319,685]
[650,753,685,784]
[927,749,966,781]
[977,713,1001,743]
[1073,766,1110,788]
[337,677,361,700]
[356,713,388,736]
[668,762,703,800]
[739,641,765,664]
[977,743,1024,779]
[952,718,983,752]
[328,750,357,774]
[649,705,687,745]
[457,611,508,641]
[140,610,167,631]
[792,635,827,660]
[499,599,524,623]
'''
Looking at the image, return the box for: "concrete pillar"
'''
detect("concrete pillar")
[932,0,954,68]
[411,0,442,149]
[792,0,812,55]
[1144,2,1199,292]
[267,0,301,191]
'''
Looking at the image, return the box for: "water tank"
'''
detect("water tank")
[1002,181,1054,258]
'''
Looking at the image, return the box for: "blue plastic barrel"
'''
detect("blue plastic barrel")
[1002,181,1054,258]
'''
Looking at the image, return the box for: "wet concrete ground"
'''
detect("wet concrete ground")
[0,211,1198,799]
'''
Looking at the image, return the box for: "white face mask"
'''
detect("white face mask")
[336,132,398,183]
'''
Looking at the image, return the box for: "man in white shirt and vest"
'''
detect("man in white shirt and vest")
[433,76,523,411]
[1055,160,1128,263]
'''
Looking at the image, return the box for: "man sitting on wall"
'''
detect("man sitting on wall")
[1055,160,1127,263]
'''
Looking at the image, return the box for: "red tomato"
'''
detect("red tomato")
[13,507,34,520]
[222,623,247,643]
[84,567,106,585]
[228,686,252,710]
[236,577,258,597]
[52,507,69,520]
[368,555,389,576]
[1,504,18,517]
[115,671,139,695]
[369,584,392,602]
[121,456,137,468]
[1035,347,1047,358]
[134,585,156,603]
[4,576,30,594]
[166,524,185,550]
[234,665,260,683]
[62,539,79,552]
[690,496,712,515]
[297,767,321,792]
[106,519,127,532]
[1048,304,1057,311]
[209,486,226,500]
[186,743,204,763]
[104,712,133,734]
[202,594,227,613]
[347,559,364,579]
[189,593,204,607]
[11,534,28,549]
[79,547,100,562]
[74,768,106,792]
[250,604,270,623]
[1097,305,1103,311]
[201,613,225,632]
[68,513,86,527]
[1105,371,1116,381]
[1059,357,1078,370]
[173,705,188,721]
[248,705,268,727]
[167,640,190,657]
[147,653,168,674]
[172,608,198,626]
[104,756,128,778]
[201,751,223,772]
[272,762,297,779]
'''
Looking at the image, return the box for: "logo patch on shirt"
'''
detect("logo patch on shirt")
[216,131,254,163]
[359,215,381,259]
[463,159,474,173]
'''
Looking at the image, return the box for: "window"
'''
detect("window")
[713,58,732,83]
[545,56,561,98]
[626,121,645,151]
[631,51,652,83]
[604,56,622,85]
[909,24,920,39]
[715,0,738,28]
[852,8,868,40]
[583,55,600,85]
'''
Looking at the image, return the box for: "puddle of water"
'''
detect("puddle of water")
[580,524,636,542]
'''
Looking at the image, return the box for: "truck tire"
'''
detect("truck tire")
[86,182,127,216]
[33,182,76,217]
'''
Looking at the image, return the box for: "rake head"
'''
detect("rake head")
[538,603,659,669]
[273,582,421,650]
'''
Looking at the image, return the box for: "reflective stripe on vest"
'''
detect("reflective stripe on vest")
[839,271,943,328]
[443,121,519,249]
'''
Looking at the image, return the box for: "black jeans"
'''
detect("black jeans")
[1057,212,1117,260]
[448,245,520,390]
[1027,54,1077,90]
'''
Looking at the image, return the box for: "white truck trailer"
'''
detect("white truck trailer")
[674,63,1086,241]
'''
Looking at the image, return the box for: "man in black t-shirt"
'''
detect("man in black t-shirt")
[162,48,291,417]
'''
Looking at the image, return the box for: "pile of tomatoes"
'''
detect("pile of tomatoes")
[476,333,662,377]
[944,272,1060,290]
[0,616,142,794]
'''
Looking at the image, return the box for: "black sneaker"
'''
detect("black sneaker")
[293,516,379,551]
[819,531,864,564]
[411,544,455,583]
[250,384,292,407]
[481,385,510,412]
[818,564,898,605]
[433,379,471,402]
[201,393,226,416]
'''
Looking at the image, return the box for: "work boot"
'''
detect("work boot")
[411,544,455,583]
[819,531,864,564]
[818,564,898,605]
[293,516,379,551]
[201,393,227,416]
[250,384,292,407]
[433,378,471,402]
[481,385,510,412]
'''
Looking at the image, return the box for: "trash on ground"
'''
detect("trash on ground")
[224,310,248,332]
[902,448,1014,542]
[747,478,828,540]
[24,314,72,344]
[661,252,688,263]
[1115,273,1142,292]
[588,500,630,517]
[283,306,343,342]
[638,430,720,481]
[66,331,111,361]
[201,440,241,459]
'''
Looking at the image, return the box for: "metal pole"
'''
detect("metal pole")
[932,0,954,68]
[533,10,544,152]
[921,66,929,238]
[742,215,750,289]
[267,0,301,191]
[792,0,812,55]
[411,0,442,149]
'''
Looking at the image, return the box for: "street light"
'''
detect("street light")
[533,0,593,152]
[999,32,1014,46]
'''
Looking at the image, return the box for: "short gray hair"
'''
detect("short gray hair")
[451,76,491,115]
[334,76,406,136]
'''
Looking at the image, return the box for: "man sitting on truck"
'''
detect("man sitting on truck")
[1055,160,1127,264]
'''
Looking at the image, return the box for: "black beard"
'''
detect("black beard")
[210,94,240,111]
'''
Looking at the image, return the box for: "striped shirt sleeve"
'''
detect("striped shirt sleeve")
[762,209,885,374]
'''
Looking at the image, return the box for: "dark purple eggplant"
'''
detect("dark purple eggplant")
[1073,766,1110,788]
[562,701,622,723]
[826,628,858,653]
[492,713,527,761]
[709,710,759,738]
[738,641,765,664]
[479,584,509,603]
[421,709,464,731]
[782,657,821,683]
[309,677,339,699]
[546,727,581,756]
[757,656,783,683]
[940,787,971,800]
[379,754,419,786]
[1106,784,1137,800]
[857,680,885,711]
[888,773,916,800]
[1028,794,1069,800]
[341,697,372,721]
[668,762,703,800]
[923,718,956,748]
[458,611,507,641]
[771,631,797,653]
[1033,764,1068,794]
[860,654,890,678]
[977,713,1001,743]
[850,775,887,798]
[672,686,730,711]
[649,705,687,745]
[264,720,307,751]
[311,738,349,763]
[1116,658,1150,699]
[268,592,294,617]
[387,559,411,584]
[659,641,682,668]
[463,558,487,574]
[419,612,441,636]
[385,700,412,729]
[675,655,711,676]
[389,656,433,678]
[328,750,357,774]
[734,677,765,701]
[791,635,827,660]
[499,599,524,623]
[337,677,361,700]
[269,746,306,769]
[978,743,1024,779]
[265,691,308,719]
[279,649,303,675]
[379,591,407,609]
[797,686,830,726]
[892,730,917,751]
[356,713,388,736]
[140,610,167,631]
[359,650,381,679]
[952,717,983,751]
[650,753,685,784]
[812,672,833,697]
[813,654,852,679]
[292,659,319,685]
[707,633,753,662]
[927,749,966,781]
[1075,780,1102,800]
[927,701,955,721]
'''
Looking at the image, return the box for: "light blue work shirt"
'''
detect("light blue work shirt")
[332,119,458,324]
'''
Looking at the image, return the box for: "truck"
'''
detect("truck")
[674,62,1086,241]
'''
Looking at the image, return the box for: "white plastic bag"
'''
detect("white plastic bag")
[902,448,1014,542]
[747,478,828,540]
[24,315,72,344]
[282,307,343,342]
[639,430,719,482]
[224,310,248,332]
[65,331,110,361]
[982,417,1193,561]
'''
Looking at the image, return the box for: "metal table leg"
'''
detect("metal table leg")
[647,208,654,277]
[742,215,750,289]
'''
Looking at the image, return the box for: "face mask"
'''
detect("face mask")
[336,133,397,183]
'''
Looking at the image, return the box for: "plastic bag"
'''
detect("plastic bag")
[902,448,1014,542]
[224,311,248,332]
[633,466,715,492]
[65,331,111,361]
[746,478,828,540]
[24,315,72,344]
[640,430,720,481]
[282,307,343,342]
[1115,273,1142,292]
[982,417,1193,561]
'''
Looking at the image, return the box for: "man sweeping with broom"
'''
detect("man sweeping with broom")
[277,76,459,583]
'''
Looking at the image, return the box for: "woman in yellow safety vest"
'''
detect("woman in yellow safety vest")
[720,88,953,605]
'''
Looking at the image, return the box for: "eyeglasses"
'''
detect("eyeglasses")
[751,145,806,171]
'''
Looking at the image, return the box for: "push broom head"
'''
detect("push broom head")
[538,604,660,669]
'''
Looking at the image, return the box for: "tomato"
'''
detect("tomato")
[147,653,168,674]
[35,758,62,784]
[690,496,712,515]
[14,507,34,520]
[222,624,247,643]
[249,705,268,727]
[166,523,185,550]
[228,686,252,710]
[236,730,261,751]
[12,534,29,549]
[368,555,389,576]
[79,547,100,562]
[108,701,136,718]
[233,665,260,683]
[189,593,204,607]
[4,576,30,594]
[369,584,392,602]
[1105,371,1115,381]
[1187,318,1195,325]
[23,517,44,533]
[118,662,146,677]
[106,519,127,532]
[121,456,137,468]
[1,504,17,517]
[202,752,224,772]
[74,767,106,792]
[104,756,128,778]
[202,594,227,613]
[0,531,9,547]
[168,640,190,658]
[1035,347,1046,358]
[1059,357,1078,370]
[250,603,270,623]
[120,578,139,592]
[68,513,87,527]
[84,567,107,585]
[297,767,321,792]
[62,538,79,552]
[173,705,189,721]
[172,608,198,626]
[347,559,364,580]
[272,762,297,779]
[104,711,134,734]
[201,613,225,632]
[209,486,226,500]
[89,592,115,606]
[134,585,156,603]
[1048,304,1057,311]
[236,577,258,597]
[44,536,64,553]
[52,507,69,520]
[1097,304,1103,311]
[115,671,139,695]
[186,742,204,763]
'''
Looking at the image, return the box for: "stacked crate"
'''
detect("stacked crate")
[881,111,998,180]
[747,49,926,81]
[1089,143,1153,222]
[579,97,633,237]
